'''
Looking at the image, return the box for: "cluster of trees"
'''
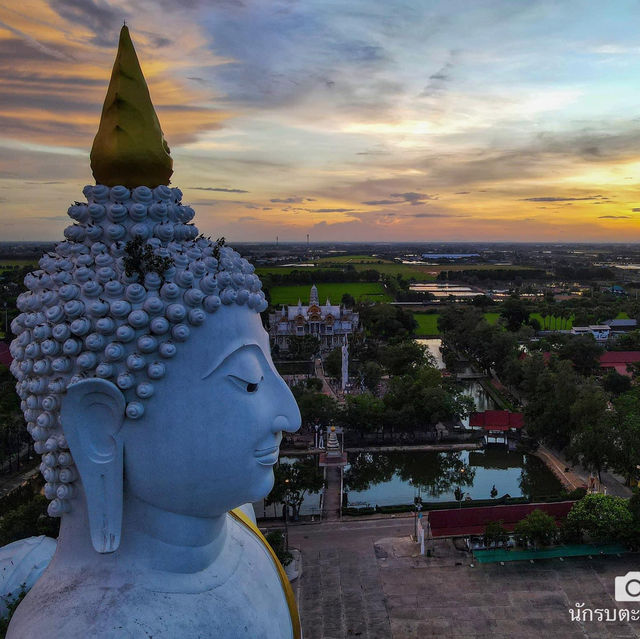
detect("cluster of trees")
[438,306,520,377]
[358,304,417,340]
[483,492,639,550]
[294,339,474,440]
[507,354,640,485]
[438,297,640,489]
[0,365,30,474]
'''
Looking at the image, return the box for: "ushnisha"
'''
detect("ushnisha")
[11,184,267,519]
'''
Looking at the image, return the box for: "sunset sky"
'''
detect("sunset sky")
[2,0,640,242]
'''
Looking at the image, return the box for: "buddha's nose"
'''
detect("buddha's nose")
[272,381,301,434]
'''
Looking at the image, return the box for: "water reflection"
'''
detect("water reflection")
[416,338,496,428]
[344,449,563,507]
[416,338,445,369]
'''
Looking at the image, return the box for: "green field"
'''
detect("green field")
[413,313,440,335]
[269,282,391,306]
[529,313,574,330]
[413,311,502,335]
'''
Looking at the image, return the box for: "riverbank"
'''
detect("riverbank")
[535,445,633,498]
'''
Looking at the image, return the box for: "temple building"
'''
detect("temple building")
[269,284,360,352]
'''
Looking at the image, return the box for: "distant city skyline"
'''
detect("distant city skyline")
[2,1,640,242]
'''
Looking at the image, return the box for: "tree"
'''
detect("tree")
[483,520,508,547]
[523,359,579,448]
[359,304,416,340]
[380,340,427,376]
[324,347,342,378]
[264,530,293,566]
[500,296,529,332]
[341,293,355,307]
[293,391,338,428]
[558,335,603,376]
[361,361,383,393]
[266,458,324,520]
[513,509,557,548]
[609,390,640,485]
[602,370,632,396]
[342,393,384,437]
[567,385,613,482]
[566,494,633,542]
[287,335,320,359]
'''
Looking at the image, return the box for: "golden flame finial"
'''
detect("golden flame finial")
[90,26,173,188]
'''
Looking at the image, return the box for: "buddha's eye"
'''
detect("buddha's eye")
[229,374,262,393]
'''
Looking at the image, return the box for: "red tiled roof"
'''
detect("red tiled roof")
[469,410,524,431]
[599,351,640,365]
[427,501,575,538]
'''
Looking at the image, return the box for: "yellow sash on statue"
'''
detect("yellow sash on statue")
[229,508,302,639]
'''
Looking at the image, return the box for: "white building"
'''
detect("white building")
[268,284,360,353]
[571,325,610,342]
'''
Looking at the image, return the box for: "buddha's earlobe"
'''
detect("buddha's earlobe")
[61,378,126,553]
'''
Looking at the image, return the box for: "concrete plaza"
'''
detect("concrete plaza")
[291,516,640,639]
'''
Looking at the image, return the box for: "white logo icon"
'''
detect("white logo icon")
[615,572,640,602]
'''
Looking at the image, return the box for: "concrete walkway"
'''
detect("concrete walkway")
[323,466,342,521]
[537,445,633,498]
[291,518,640,639]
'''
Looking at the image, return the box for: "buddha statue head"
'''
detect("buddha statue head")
[8,26,300,556]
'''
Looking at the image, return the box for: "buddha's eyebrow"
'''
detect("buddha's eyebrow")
[201,342,264,379]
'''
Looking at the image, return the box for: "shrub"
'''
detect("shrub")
[513,509,557,548]
[264,530,293,567]
[0,495,60,546]
[566,494,633,543]
[483,520,508,548]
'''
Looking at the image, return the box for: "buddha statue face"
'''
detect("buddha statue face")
[120,303,300,517]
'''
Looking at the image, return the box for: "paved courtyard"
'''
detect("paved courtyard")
[290,517,640,639]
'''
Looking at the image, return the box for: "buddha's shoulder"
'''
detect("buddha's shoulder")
[7,518,292,639]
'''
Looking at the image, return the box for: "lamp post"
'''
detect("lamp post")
[284,478,290,551]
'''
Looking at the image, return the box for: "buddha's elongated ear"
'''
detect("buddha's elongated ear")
[61,378,126,554]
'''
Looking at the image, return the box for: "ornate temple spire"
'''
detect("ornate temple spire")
[309,284,319,305]
[90,25,173,188]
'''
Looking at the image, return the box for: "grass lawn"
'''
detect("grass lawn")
[413,313,440,335]
[413,311,502,335]
[269,282,391,306]
[484,312,500,325]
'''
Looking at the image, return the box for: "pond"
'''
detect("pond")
[344,448,563,507]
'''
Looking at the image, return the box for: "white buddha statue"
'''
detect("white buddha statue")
[7,26,302,638]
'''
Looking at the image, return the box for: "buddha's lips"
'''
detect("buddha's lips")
[254,445,279,466]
